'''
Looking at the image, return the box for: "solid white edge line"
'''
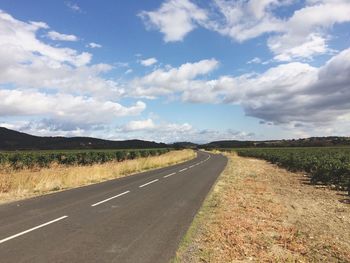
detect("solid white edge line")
[0,215,68,244]
[91,191,130,207]
[139,179,159,188]
[179,168,187,172]
[163,172,176,178]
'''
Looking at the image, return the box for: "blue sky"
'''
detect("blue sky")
[0,0,349,143]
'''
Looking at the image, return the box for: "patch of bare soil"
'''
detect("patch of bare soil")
[175,153,350,263]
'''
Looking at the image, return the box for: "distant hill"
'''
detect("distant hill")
[0,127,167,151]
[203,137,350,149]
[169,142,198,149]
[2,127,349,151]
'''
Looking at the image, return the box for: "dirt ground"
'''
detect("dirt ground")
[175,153,350,262]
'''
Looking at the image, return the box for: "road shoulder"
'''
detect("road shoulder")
[174,153,350,262]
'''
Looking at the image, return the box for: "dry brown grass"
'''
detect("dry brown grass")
[0,149,195,204]
[175,153,350,263]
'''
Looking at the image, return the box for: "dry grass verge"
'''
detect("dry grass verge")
[175,153,350,262]
[0,149,195,204]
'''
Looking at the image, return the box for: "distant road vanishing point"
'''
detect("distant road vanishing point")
[0,151,227,263]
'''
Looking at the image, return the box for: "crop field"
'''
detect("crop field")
[234,147,350,194]
[0,148,170,170]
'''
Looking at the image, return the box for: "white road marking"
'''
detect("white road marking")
[0,216,68,244]
[91,191,130,207]
[163,172,176,178]
[179,168,187,172]
[139,179,159,188]
[189,165,195,168]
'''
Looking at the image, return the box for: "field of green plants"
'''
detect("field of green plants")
[235,148,350,194]
[0,148,170,170]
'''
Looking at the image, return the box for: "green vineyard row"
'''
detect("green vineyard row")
[0,148,170,169]
[235,148,350,194]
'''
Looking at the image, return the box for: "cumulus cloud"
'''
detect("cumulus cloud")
[247,57,262,64]
[140,57,158,66]
[65,2,82,13]
[0,10,146,135]
[140,0,350,61]
[131,58,219,98]
[118,118,255,143]
[47,31,79,41]
[122,119,156,132]
[138,0,207,42]
[0,10,125,97]
[267,1,350,61]
[125,46,350,134]
[204,0,284,42]
[125,69,133,75]
[185,48,350,131]
[0,89,146,125]
[223,49,350,127]
[87,42,102,48]
[0,10,90,67]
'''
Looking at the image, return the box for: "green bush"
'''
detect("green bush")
[235,148,350,194]
[0,149,170,170]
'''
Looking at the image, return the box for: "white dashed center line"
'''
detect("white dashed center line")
[179,168,187,172]
[139,179,159,188]
[0,216,68,244]
[163,172,176,178]
[91,191,130,207]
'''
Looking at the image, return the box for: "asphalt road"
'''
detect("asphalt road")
[0,151,227,263]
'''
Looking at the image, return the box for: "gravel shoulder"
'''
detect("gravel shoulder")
[174,153,350,262]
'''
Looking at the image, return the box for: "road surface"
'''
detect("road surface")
[0,151,227,263]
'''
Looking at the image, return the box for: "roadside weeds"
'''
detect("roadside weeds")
[0,149,195,204]
[174,153,350,262]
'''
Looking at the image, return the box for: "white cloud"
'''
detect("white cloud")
[122,119,156,131]
[131,58,219,98]
[0,11,90,67]
[269,33,329,62]
[30,21,49,29]
[0,89,146,126]
[0,10,147,135]
[140,0,350,61]
[185,48,350,131]
[267,1,350,61]
[204,0,284,42]
[124,46,350,135]
[140,57,158,66]
[247,57,262,64]
[47,31,79,41]
[65,2,82,13]
[118,118,255,143]
[125,69,133,75]
[139,0,207,42]
[212,0,350,60]
[0,10,126,97]
[88,42,102,48]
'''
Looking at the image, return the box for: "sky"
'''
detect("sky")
[0,0,349,143]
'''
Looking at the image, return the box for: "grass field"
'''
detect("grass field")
[0,149,196,204]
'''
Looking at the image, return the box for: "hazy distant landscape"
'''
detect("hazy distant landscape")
[2,127,350,151]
